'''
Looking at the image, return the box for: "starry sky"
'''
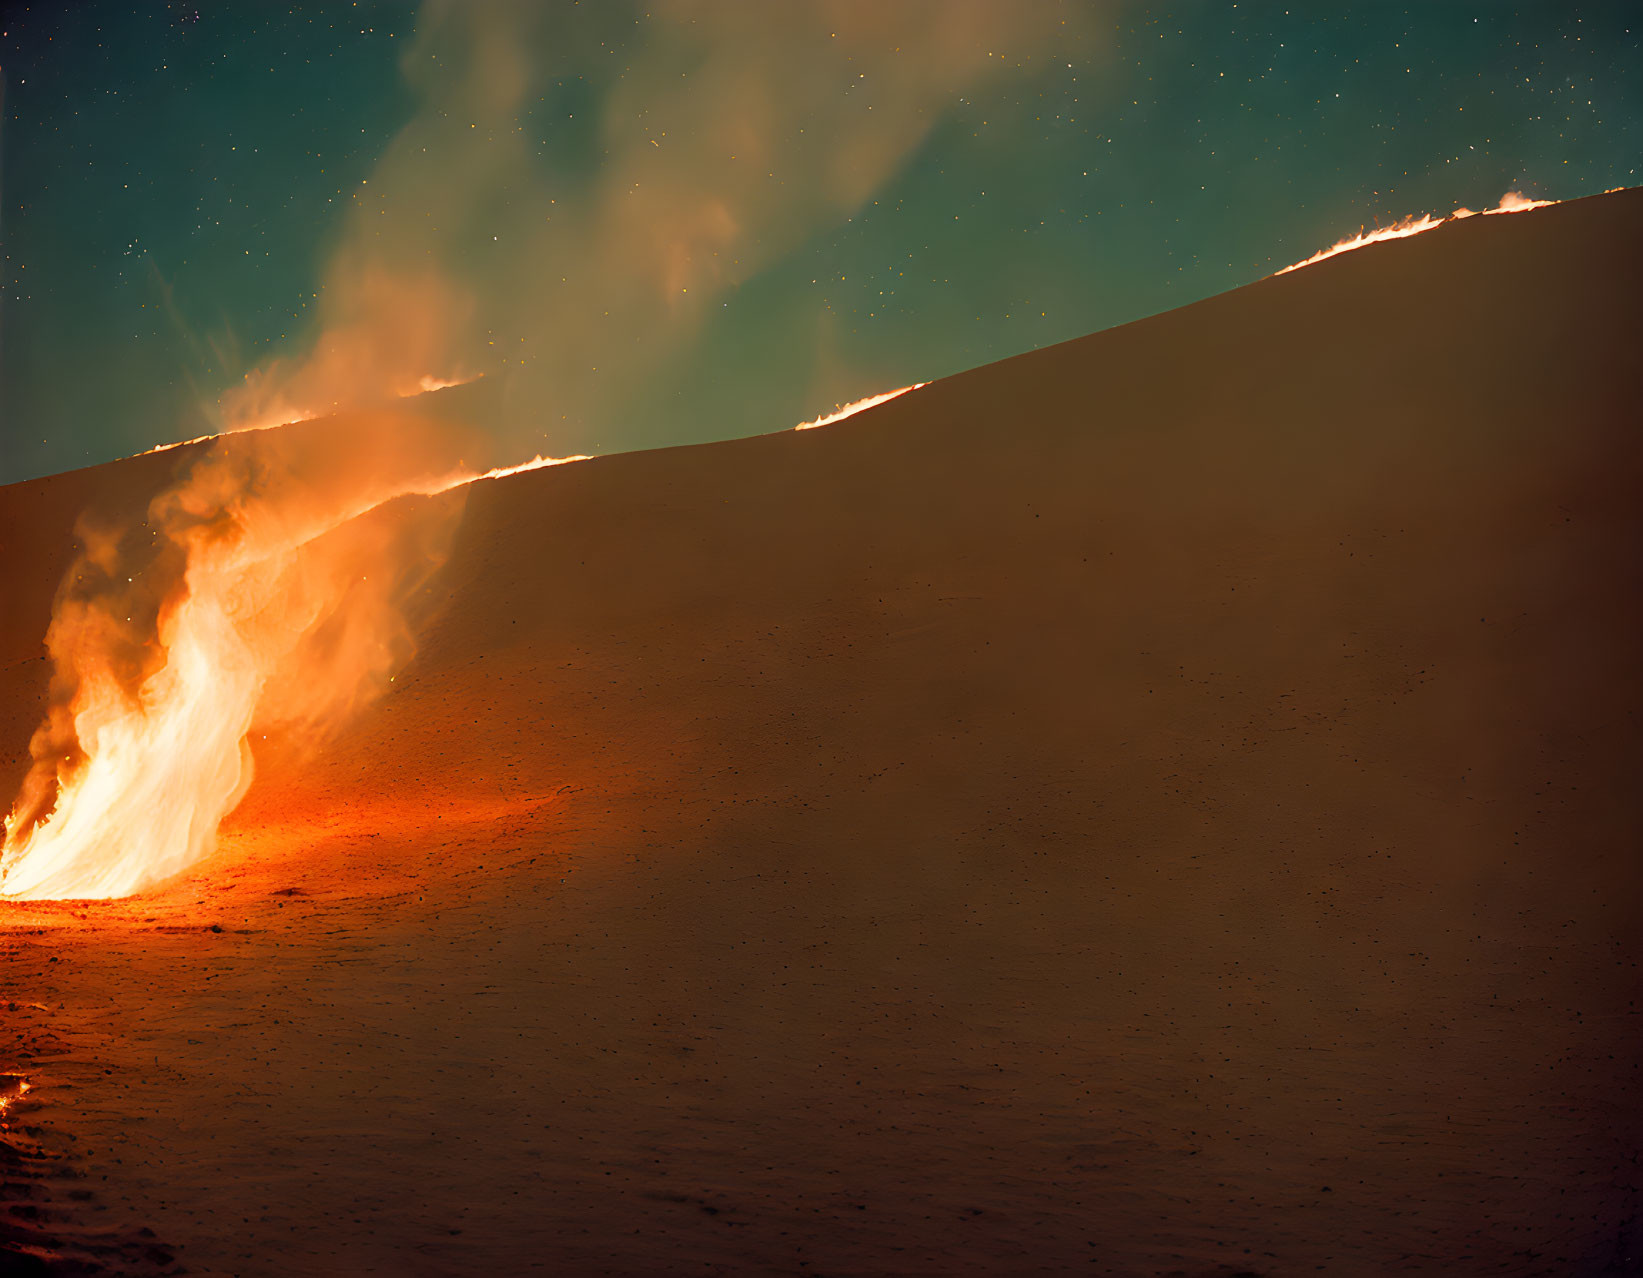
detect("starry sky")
[1,1,1639,483]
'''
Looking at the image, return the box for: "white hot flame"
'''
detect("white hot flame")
[0,434,588,900]
[793,383,927,430]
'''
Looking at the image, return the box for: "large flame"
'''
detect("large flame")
[3,375,924,901]
[1276,189,1556,275]
[4,371,931,901]
[0,404,586,901]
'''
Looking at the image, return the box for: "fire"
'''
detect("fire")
[3,373,950,900]
[136,375,479,459]
[0,1075,29,1121]
[0,412,589,901]
[414,374,469,394]
[1475,190,1555,215]
[431,454,593,488]
[793,383,928,430]
[140,431,221,457]
[1275,189,1557,275]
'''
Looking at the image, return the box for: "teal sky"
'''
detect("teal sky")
[2,2,1639,482]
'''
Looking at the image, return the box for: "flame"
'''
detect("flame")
[1276,189,1558,275]
[433,454,593,488]
[793,383,928,430]
[135,374,479,459]
[1483,190,1556,215]
[140,431,222,457]
[0,411,589,901]
[6,335,870,901]
[0,1075,29,1122]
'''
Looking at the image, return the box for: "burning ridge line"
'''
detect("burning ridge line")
[1274,189,1555,275]
[793,383,928,431]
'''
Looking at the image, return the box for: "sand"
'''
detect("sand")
[2,189,1640,1276]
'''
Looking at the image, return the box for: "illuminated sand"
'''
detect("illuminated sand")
[3,189,1641,1274]
[0,383,583,903]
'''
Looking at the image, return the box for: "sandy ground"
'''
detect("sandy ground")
[3,190,1641,1276]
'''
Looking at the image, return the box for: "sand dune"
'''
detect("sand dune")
[3,189,1641,1275]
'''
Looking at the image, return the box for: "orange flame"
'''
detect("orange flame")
[429,453,593,489]
[0,1076,29,1116]
[414,374,469,395]
[135,373,481,459]
[0,408,588,901]
[1276,189,1557,275]
[793,383,928,431]
[139,431,222,457]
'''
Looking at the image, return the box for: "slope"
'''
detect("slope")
[2,189,1640,1276]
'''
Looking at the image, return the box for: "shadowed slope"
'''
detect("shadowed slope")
[3,190,1641,1275]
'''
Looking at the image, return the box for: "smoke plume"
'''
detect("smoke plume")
[3,2,1093,897]
[224,0,1094,450]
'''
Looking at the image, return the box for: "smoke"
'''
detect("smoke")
[2,3,1095,897]
[223,0,1096,451]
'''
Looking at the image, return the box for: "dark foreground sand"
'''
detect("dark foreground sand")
[2,190,1640,1276]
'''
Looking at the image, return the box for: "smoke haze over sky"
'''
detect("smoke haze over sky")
[1,1,1639,481]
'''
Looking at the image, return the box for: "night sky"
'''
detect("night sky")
[1,2,1638,484]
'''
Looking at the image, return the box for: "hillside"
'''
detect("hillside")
[3,189,1641,1275]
